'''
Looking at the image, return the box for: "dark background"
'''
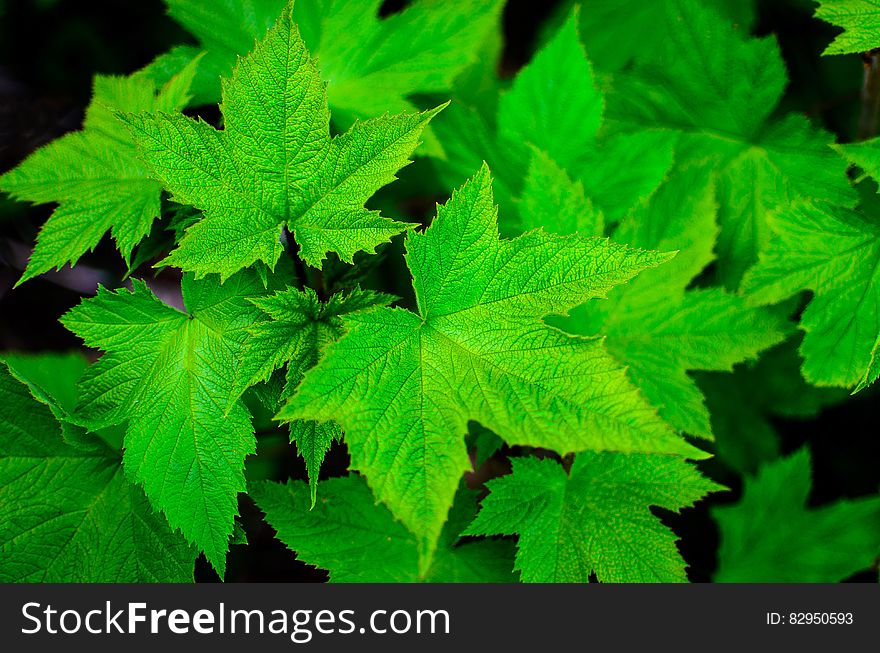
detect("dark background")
[0,0,877,582]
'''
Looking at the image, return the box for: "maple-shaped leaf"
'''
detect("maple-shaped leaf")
[61,271,275,574]
[123,5,442,280]
[464,453,722,582]
[552,168,790,438]
[433,10,674,231]
[146,0,499,156]
[742,200,880,390]
[714,447,880,582]
[279,165,705,565]
[0,361,195,582]
[815,0,880,55]
[251,475,517,582]
[232,286,393,504]
[606,0,856,288]
[0,62,198,285]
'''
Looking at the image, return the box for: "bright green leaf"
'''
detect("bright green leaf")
[280,165,703,566]
[0,63,198,285]
[148,0,500,157]
[61,272,273,573]
[554,168,790,438]
[742,201,880,389]
[518,148,603,236]
[544,0,756,73]
[607,0,857,288]
[464,453,722,582]
[124,6,441,279]
[815,0,880,55]
[432,10,673,232]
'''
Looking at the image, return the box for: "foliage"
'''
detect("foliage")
[0,62,199,284]
[1,0,879,584]
[815,0,880,54]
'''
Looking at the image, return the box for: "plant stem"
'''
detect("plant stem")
[858,49,880,140]
[309,266,329,302]
[283,227,309,291]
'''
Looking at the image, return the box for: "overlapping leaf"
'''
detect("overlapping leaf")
[742,200,880,389]
[606,0,856,288]
[145,0,286,106]
[0,62,198,285]
[465,453,721,582]
[124,6,441,280]
[61,271,274,573]
[433,10,674,231]
[280,165,703,566]
[251,475,517,582]
[0,361,195,582]
[147,0,499,156]
[552,168,789,438]
[714,447,880,582]
[232,286,392,503]
[815,0,880,54]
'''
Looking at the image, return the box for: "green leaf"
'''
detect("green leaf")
[1,352,115,454]
[279,165,704,566]
[714,447,880,582]
[544,0,755,73]
[554,168,790,438]
[3,352,88,417]
[518,148,603,236]
[815,0,880,55]
[233,286,392,504]
[567,131,678,226]
[251,475,517,582]
[464,453,722,582]
[432,10,673,232]
[149,0,500,156]
[0,363,195,582]
[123,6,442,279]
[742,201,880,389]
[607,0,857,288]
[497,8,603,171]
[0,62,198,285]
[61,272,274,574]
[293,0,501,155]
[148,0,286,105]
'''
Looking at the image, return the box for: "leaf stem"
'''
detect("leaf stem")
[858,49,880,140]
[309,266,329,302]
[284,227,310,291]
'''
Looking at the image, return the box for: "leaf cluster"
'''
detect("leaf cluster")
[1,0,879,584]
